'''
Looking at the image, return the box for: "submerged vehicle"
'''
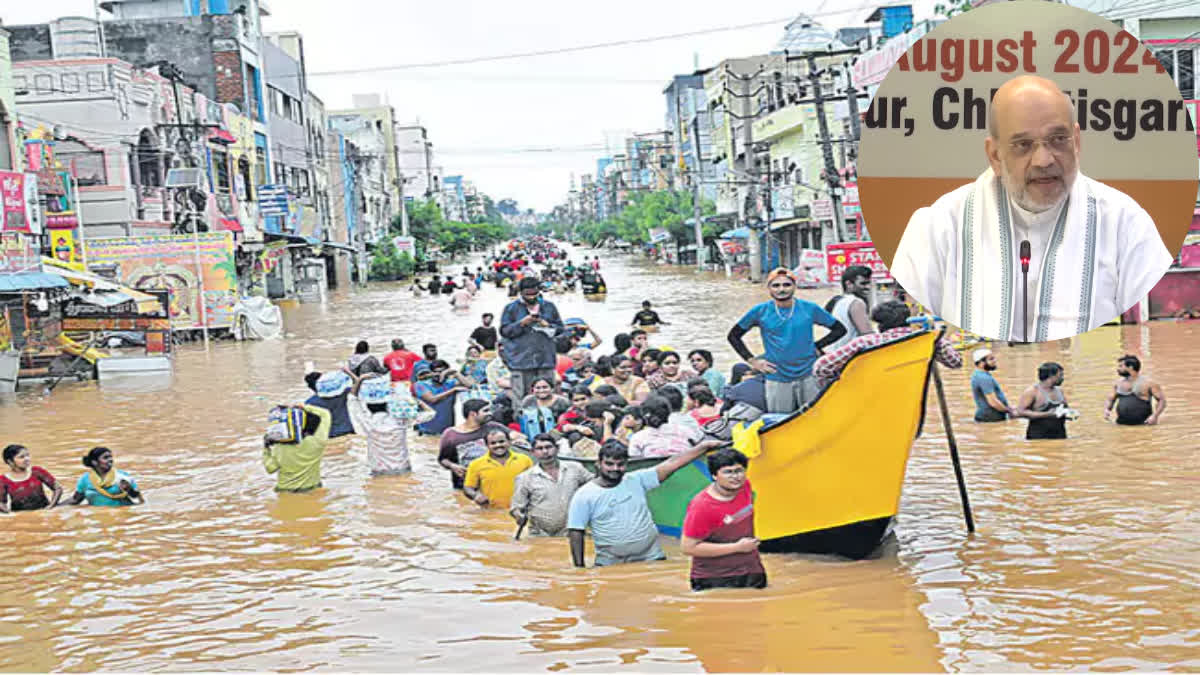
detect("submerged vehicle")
[563,327,947,559]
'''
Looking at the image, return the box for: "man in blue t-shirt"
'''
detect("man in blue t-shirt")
[970,348,1016,422]
[726,267,846,414]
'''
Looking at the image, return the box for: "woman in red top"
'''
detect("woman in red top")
[1,444,63,512]
[680,448,766,591]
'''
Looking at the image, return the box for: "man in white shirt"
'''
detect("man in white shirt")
[891,75,1173,342]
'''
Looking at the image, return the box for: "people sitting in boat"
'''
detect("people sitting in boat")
[462,428,533,509]
[64,446,144,506]
[580,270,607,295]
[510,433,594,537]
[1,444,63,512]
[638,349,662,379]
[812,300,963,390]
[681,448,766,592]
[346,373,423,477]
[658,385,704,442]
[612,406,645,446]
[347,340,389,378]
[261,404,332,493]
[1105,354,1167,426]
[626,395,698,458]
[688,349,726,397]
[719,365,768,428]
[305,370,355,438]
[1017,362,1078,440]
[566,437,722,568]
[460,345,490,386]
[646,350,697,396]
[628,330,650,361]
[563,401,616,456]
[555,386,595,433]
[687,384,724,427]
[599,355,649,403]
[561,349,592,388]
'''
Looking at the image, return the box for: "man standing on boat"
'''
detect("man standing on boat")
[970,348,1018,423]
[567,438,724,567]
[823,265,874,351]
[1104,354,1167,425]
[726,268,846,414]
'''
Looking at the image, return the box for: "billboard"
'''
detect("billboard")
[83,233,239,330]
[826,241,892,283]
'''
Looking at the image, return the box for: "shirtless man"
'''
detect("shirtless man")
[1104,354,1166,425]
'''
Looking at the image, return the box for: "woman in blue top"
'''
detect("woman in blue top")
[63,447,144,507]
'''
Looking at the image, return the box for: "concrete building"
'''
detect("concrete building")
[325,130,363,288]
[395,123,440,206]
[663,72,717,203]
[329,112,391,245]
[442,174,465,221]
[329,94,405,227]
[0,27,18,171]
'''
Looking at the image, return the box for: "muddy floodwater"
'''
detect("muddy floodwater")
[1,249,1197,671]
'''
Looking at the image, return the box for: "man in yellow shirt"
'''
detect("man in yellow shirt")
[262,404,332,492]
[463,428,533,509]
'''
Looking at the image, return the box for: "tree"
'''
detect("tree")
[391,198,515,262]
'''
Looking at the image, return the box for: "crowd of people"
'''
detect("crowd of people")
[4,237,1169,593]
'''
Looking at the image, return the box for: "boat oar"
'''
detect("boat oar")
[513,493,534,541]
[43,335,100,396]
[931,365,975,533]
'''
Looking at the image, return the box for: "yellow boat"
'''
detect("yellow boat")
[741,327,944,558]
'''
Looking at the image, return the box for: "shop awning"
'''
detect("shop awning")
[208,129,237,145]
[769,218,809,231]
[41,259,161,313]
[0,273,71,292]
[719,227,751,239]
[321,242,358,254]
[219,217,243,232]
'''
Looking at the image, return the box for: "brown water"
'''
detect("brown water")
[2,250,1197,672]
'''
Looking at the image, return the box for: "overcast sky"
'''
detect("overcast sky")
[5,0,941,211]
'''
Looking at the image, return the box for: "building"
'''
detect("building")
[663,72,716,203]
[0,26,18,171]
[395,124,440,206]
[325,130,364,288]
[442,174,465,221]
[329,112,391,245]
[329,94,405,229]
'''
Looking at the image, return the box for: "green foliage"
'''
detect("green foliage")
[572,190,717,247]
[933,0,973,18]
[390,198,515,261]
[369,237,401,281]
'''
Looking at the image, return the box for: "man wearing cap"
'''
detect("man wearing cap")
[500,276,564,398]
[726,268,847,414]
[971,348,1017,422]
[345,371,426,476]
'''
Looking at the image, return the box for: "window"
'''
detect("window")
[275,162,287,185]
[255,146,267,186]
[212,148,231,191]
[246,65,264,121]
[57,140,107,186]
[238,157,253,201]
[61,73,80,94]
[270,87,282,116]
[86,71,106,92]
[34,75,53,95]
[1154,48,1195,100]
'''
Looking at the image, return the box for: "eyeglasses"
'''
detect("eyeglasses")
[716,467,746,476]
[1008,133,1073,157]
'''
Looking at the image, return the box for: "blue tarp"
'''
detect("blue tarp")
[0,273,71,292]
[719,227,751,239]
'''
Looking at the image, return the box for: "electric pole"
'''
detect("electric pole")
[807,52,846,244]
[737,66,763,283]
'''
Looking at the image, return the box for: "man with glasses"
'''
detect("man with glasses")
[680,448,767,591]
[891,74,1172,342]
[726,268,846,414]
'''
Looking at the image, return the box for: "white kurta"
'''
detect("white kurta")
[347,394,413,476]
[891,168,1173,341]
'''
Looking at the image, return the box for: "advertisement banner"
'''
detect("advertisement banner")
[649,227,671,243]
[811,199,834,220]
[83,233,239,330]
[393,236,415,254]
[0,172,29,233]
[257,184,289,217]
[47,229,78,264]
[23,172,43,235]
[260,240,289,274]
[826,241,892,282]
[0,232,39,274]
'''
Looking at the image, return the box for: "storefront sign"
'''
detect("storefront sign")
[63,289,169,321]
[811,199,834,220]
[257,184,289,217]
[826,241,892,282]
[0,172,29,233]
[0,232,39,273]
[393,236,415,254]
[649,228,671,243]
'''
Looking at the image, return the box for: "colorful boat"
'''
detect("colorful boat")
[563,327,944,559]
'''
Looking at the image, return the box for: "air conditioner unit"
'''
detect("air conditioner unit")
[165,167,206,189]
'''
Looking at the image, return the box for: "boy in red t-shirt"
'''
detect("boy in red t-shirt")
[382,338,422,384]
[680,448,766,591]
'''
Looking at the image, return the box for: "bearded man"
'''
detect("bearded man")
[890,75,1172,342]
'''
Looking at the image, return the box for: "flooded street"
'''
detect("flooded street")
[1,248,1197,672]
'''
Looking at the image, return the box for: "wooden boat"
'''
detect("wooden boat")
[562,327,944,559]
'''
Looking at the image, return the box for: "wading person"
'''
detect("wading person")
[383,338,422,385]
[1,444,63,512]
[500,277,564,397]
[261,403,332,492]
[824,265,874,351]
[305,370,355,438]
[680,448,766,591]
[727,268,846,414]
[813,300,962,389]
[1017,362,1076,440]
[414,343,439,374]
[347,340,388,378]
[438,399,509,490]
[413,361,466,436]
[469,313,499,356]
[567,437,723,568]
[891,75,1173,341]
[631,300,670,329]
[970,348,1017,422]
[1105,354,1167,425]
[510,433,594,536]
[463,429,533,509]
[346,373,424,476]
[64,447,144,506]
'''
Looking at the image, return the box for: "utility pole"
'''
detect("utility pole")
[738,66,763,283]
[807,52,845,244]
[691,116,706,269]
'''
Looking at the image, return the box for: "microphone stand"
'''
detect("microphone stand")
[1019,240,1031,343]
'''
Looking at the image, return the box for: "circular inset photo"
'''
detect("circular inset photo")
[857,0,1198,342]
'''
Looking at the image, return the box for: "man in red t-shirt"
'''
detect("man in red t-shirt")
[680,448,767,591]
[382,338,422,384]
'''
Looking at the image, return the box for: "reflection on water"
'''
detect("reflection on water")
[1,249,1196,671]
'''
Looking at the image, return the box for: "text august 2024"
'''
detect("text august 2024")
[863,30,1195,138]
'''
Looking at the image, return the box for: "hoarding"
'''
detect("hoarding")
[826,241,892,282]
[83,233,238,330]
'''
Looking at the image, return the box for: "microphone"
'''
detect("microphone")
[1019,240,1031,343]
